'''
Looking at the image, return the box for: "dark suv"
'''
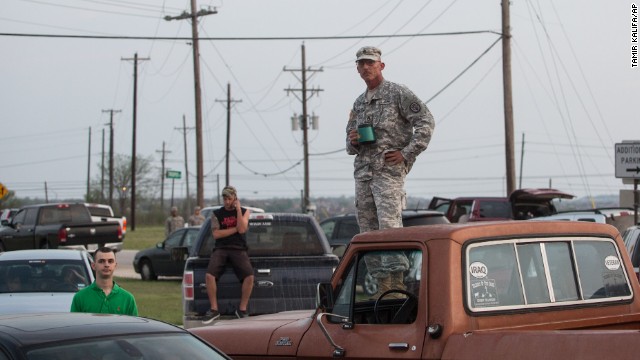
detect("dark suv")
[320,209,450,256]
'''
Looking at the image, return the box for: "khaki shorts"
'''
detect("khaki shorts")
[206,248,254,281]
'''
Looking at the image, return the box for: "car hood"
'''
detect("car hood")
[190,310,315,357]
[0,293,75,314]
[509,188,575,202]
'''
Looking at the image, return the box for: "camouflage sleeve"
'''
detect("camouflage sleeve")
[346,108,359,155]
[399,91,435,164]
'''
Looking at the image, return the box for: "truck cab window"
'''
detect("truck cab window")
[332,249,422,325]
[467,238,632,312]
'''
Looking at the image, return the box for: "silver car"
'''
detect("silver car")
[0,249,94,314]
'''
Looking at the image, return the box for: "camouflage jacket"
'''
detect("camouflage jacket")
[346,80,435,181]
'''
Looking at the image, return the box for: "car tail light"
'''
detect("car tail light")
[58,227,68,243]
[183,271,194,300]
[122,217,127,233]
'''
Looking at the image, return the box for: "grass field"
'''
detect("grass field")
[123,225,166,251]
[118,225,185,326]
[115,276,184,325]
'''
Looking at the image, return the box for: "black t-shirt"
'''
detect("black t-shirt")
[212,207,248,249]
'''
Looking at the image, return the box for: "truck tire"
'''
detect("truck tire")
[140,260,158,281]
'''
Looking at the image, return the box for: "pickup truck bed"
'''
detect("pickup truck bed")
[191,221,640,359]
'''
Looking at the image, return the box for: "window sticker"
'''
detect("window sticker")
[604,256,621,271]
[469,261,488,279]
[471,279,499,307]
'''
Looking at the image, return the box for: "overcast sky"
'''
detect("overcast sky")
[1,0,637,204]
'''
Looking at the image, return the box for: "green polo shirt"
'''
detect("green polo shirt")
[70,281,138,316]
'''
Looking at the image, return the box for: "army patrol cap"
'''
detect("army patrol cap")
[356,46,382,62]
[221,185,237,198]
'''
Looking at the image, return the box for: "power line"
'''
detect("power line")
[0,30,501,41]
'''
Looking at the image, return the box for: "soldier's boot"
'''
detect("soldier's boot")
[370,276,392,300]
[387,271,407,299]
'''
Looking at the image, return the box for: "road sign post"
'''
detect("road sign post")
[615,142,640,225]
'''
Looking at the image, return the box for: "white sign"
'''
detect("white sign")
[615,142,640,179]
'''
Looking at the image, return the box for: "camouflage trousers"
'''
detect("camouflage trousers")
[364,251,410,279]
[354,172,405,233]
[355,172,408,278]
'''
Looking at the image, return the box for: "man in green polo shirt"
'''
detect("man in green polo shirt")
[70,247,138,316]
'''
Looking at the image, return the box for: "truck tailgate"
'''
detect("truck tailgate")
[191,255,337,316]
[57,222,122,247]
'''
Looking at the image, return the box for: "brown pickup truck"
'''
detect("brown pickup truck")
[191,221,640,359]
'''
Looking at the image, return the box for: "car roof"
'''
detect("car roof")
[0,249,87,261]
[350,220,620,247]
[0,313,184,347]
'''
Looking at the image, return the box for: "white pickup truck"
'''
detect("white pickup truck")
[85,203,127,251]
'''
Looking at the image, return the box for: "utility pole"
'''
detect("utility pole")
[519,133,525,189]
[156,142,171,212]
[284,43,323,212]
[86,127,91,200]
[215,83,242,186]
[101,128,105,203]
[122,53,150,231]
[502,1,516,195]
[102,109,121,207]
[175,115,194,211]
[165,3,218,209]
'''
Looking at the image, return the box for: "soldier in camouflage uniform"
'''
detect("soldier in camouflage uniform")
[165,206,185,237]
[346,46,435,298]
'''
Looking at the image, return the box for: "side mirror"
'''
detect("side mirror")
[0,219,7,226]
[316,282,334,310]
[156,242,164,249]
[171,246,189,261]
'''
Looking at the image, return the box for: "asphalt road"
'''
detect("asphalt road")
[115,249,138,279]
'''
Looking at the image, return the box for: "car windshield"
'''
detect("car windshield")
[26,333,227,360]
[0,259,91,293]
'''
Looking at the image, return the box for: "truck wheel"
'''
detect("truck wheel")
[140,260,158,281]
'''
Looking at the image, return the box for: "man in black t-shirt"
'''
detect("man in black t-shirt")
[202,186,253,324]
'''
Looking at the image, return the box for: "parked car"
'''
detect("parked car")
[84,203,127,251]
[319,209,450,256]
[0,312,231,360]
[180,212,339,328]
[0,249,94,314]
[0,203,123,251]
[428,188,575,223]
[133,226,200,280]
[623,225,640,281]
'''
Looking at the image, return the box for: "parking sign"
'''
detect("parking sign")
[615,142,640,179]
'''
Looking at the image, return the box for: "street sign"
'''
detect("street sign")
[0,182,7,199]
[615,142,640,179]
[166,170,182,179]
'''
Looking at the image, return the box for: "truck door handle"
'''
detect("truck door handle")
[388,343,409,350]
[257,269,271,276]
